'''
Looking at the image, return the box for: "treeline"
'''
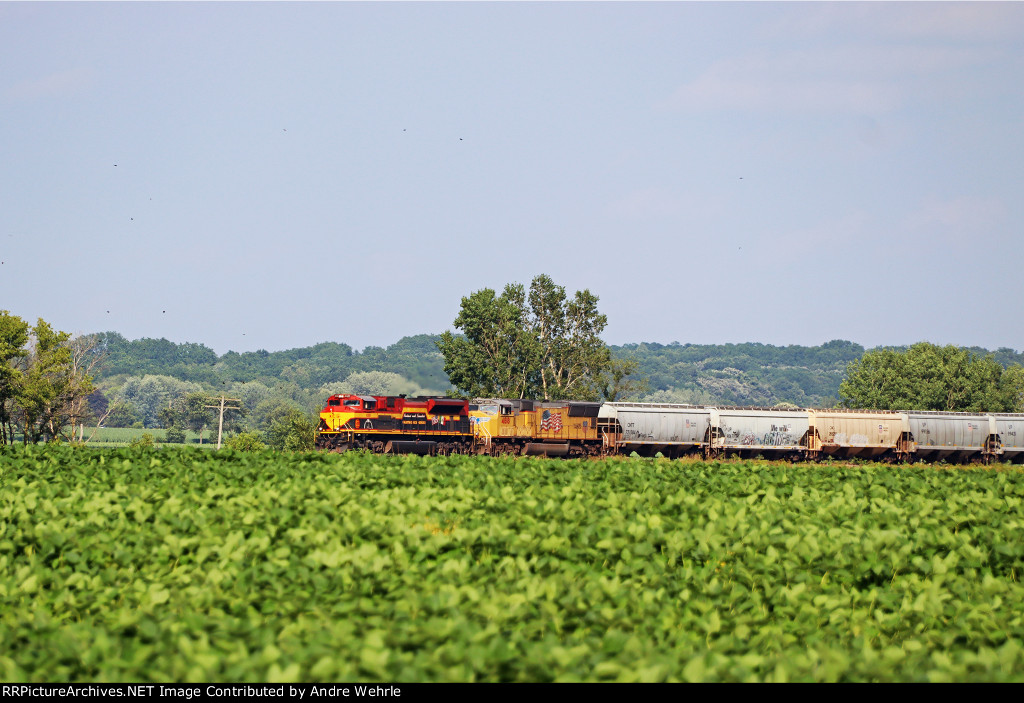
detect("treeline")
[96,332,448,391]
[840,342,1024,412]
[89,333,1024,425]
[1,312,96,444]
[612,339,869,407]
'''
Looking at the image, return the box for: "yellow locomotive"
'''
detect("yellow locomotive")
[468,399,603,457]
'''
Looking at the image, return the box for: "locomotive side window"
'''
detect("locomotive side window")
[500,405,512,416]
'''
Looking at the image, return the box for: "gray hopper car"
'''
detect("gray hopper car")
[598,403,1024,463]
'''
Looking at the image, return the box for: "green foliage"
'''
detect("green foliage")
[1,313,97,444]
[115,375,204,428]
[163,426,187,444]
[263,407,316,451]
[16,319,74,443]
[319,371,426,398]
[618,339,867,407]
[595,356,648,401]
[223,431,266,452]
[180,392,216,440]
[0,311,30,444]
[438,274,617,400]
[128,432,155,448]
[2,446,1024,681]
[105,401,142,429]
[92,333,450,396]
[840,342,1024,412]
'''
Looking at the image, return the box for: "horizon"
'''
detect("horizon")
[77,327,1022,360]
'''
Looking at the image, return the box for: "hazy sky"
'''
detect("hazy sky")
[3,2,1022,355]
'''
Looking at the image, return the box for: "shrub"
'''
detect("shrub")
[129,433,155,448]
[223,431,265,452]
[164,426,187,444]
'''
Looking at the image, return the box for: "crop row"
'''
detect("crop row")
[1,446,1023,681]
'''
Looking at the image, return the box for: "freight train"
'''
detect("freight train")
[314,393,1024,464]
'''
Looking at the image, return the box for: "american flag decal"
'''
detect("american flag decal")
[540,410,562,432]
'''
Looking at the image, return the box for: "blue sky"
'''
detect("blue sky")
[2,2,1022,355]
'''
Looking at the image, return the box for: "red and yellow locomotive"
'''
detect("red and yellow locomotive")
[315,394,473,455]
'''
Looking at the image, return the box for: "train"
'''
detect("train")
[314,393,1024,464]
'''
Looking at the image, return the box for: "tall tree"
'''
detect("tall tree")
[16,319,74,443]
[438,275,619,400]
[839,342,1024,412]
[0,311,30,444]
[63,334,104,438]
[181,391,215,444]
[527,274,611,400]
[437,285,539,398]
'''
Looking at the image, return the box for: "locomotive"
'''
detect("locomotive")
[315,394,473,455]
[315,394,1024,464]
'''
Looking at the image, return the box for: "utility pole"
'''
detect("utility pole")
[204,396,241,449]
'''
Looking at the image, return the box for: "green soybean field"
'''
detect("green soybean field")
[2,446,1023,682]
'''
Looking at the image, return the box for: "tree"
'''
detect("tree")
[1001,364,1024,412]
[437,274,620,400]
[263,406,315,451]
[106,401,142,428]
[437,285,538,398]
[16,320,75,444]
[164,426,187,444]
[0,311,30,444]
[839,342,1024,412]
[528,274,611,400]
[180,392,215,444]
[318,371,423,399]
[594,356,648,402]
[116,375,203,428]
